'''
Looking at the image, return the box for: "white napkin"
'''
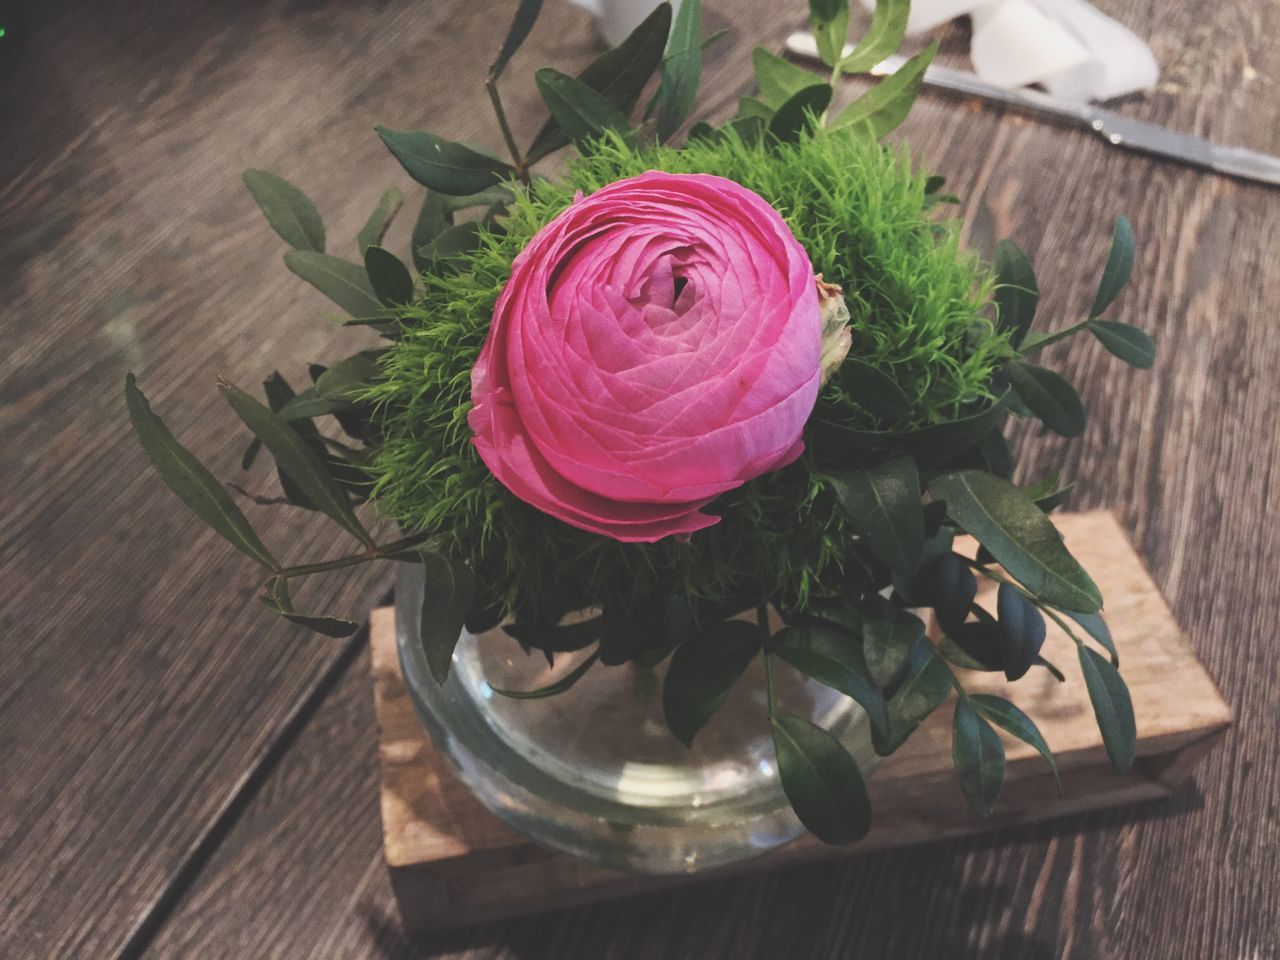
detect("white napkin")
[861,0,1158,102]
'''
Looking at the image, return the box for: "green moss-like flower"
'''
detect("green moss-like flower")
[363,128,1012,615]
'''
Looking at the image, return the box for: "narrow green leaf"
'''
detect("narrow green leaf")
[751,46,822,109]
[491,651,600,699]
[489,0,545,81]
[418,550,478,683]
[928,471,1102,613]
[995,239,1038,347]
[1078,644,1136,774]
[533,68,631,150]
[879,652,954,754]
[276,390,353,421]
[812,394,1009,470]
[410,192,448,273]
[375,127,512,196]
[952,698,1006,817]
[260,372,320,511]
[283,251,383,318]
[861,598,924,688]
[503,617,602,653]
[260,579,358,638]
[219,383,372,547]
[1090,215,1135,318]
[525,3,671,163]
[829,456,925,576]
[422,221,484,266]
[124,375,277,570]
[838,0,910,73]
[1005,361,1086,437]
[773,623,888,740]
[970,694,1060,789]
[655,0,702,141]
[1062,609,1117,665]
[242,170,325,252]
[830,41,937,138]
[364,245,414,306]
[768,83,832,143]
[839,356,913,420]
[911,551,976,632]
[356,187,404,254]
[1090,320,1155,369]
[772,715,871,844]
[662,619,761,747]
[808,0,850,67]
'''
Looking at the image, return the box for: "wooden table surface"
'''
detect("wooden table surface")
[2,0,1276,957]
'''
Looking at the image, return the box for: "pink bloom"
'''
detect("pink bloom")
[468,171,821,543]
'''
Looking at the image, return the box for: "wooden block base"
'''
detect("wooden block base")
[369,511,1231,933]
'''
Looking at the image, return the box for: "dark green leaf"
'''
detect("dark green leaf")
[261,372,320,511]
[751,46,821,108]
[974,427,1014,479]
[952,698,1005,817]
[736,96,775,121]
[418,551,478,683]
[655,0,702,141]
[423,221,484,267]
[773,623,888,740]
[970,693,1060,789]
[936,633,991,671]
[994,239,1038,347]
[812,392,1009,469]
[662,618,760,746]
[124,375,277,569]
[829,456,925,576]
[1063,609,1117,664]
[768,83,832,143]
[929,471,1102,613]
[1089,215,1135,318]
[242,169,325,252]
[489,0,545,81]
[772,714,871,844]
[375,127,512,196]
[534,68,631,150]
[1090,320,1155,369]
[505,616,603,653]
[996,582,1046,681]
[525,3,671,163]
[356,187,404,254]
[410,192,448,273]
[839,356,913,420]
[912,552,975,632]
[260,578,358,638]
[219,383,372,547]
[491,651,600,699]
[283,251,383,318]
[808,0,850,67]
[880,652,954,754]
[861,598,924,688]
[364,245,414,306]
[838,0,910,73]
[1078,645,1136,773]
[1005,361,1086,437]
[315,354,380,401]
[830,40,937,138]
[276,390,354,421]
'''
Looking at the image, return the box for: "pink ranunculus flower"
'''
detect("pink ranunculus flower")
[468,171,822,543]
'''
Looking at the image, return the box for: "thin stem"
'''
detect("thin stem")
[1020,319,1091,357]
[758,601,778,719]
[275,533,430,579]
[485,76,529,185]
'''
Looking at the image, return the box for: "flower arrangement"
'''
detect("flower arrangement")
[125,0,1155,846]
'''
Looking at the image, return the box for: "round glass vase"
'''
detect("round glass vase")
[395,562,877,874]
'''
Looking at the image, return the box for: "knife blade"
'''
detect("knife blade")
[784,34,1280,188]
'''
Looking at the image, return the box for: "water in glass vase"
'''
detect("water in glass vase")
[395,563,876,874]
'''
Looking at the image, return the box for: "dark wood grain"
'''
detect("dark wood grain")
[4,0,1278,956]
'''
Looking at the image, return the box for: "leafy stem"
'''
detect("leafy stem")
[485,76,530,185]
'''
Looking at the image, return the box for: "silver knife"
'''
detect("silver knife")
[784,33,1280,187]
